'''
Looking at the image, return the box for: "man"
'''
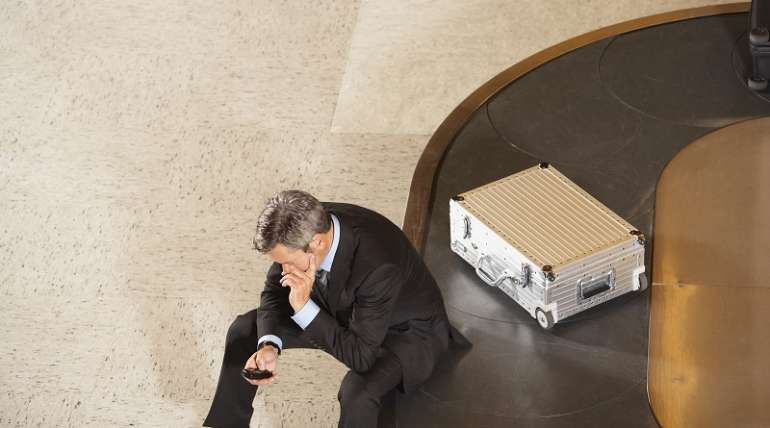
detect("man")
[203,190,457,427]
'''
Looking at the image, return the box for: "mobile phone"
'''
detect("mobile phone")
[241,368,273,381]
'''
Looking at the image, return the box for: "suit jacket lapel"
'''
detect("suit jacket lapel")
[325,205,356,312]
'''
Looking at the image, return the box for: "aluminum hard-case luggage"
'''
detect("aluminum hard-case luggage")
[748,0,770,91]
[448,163,647,329]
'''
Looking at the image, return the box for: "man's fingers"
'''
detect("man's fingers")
[280,271,309,288]
[283,262,315,282]
[281,272,302,287]
[245,353,259,370]
[294,256,315,281]
[304,264,316,281]
[257,358,277,371]
[280,272,299,287]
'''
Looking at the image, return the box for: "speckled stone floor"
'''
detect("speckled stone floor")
[0,1,737,427]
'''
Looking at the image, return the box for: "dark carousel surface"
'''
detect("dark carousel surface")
[387,10,770,428]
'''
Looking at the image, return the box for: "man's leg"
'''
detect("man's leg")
[203,309,306,428]
[337,348,403,428]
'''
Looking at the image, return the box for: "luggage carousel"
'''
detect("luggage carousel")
[391,5,770,427]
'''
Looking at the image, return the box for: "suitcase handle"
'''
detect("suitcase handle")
[577,269,615,301]
[477,254,531,287]
[476,254,508,287]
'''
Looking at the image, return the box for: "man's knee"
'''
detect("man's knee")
[338,371,377,408]
[225,311,257,348]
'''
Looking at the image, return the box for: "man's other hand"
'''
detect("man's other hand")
[243,346,279,386]
[280,254,317,312]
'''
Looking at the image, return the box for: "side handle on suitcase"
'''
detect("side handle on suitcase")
[476,254,531,287]
[476,254,503,286]
[577,269,615,302]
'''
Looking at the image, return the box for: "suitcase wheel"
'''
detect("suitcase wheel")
[748,76,768,92]
[536,308,554,330]
[750,26,770,45]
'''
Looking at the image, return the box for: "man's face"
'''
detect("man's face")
[268,240,319,273]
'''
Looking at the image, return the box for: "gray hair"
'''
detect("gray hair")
[252,190,331,253]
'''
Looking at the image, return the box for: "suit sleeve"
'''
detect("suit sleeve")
[256,262,292,339]
[300,263,401,373]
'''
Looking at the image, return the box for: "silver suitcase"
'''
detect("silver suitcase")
[449,163,647,329]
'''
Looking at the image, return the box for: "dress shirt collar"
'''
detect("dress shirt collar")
[319,213,340,272]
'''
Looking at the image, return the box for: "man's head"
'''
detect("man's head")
[253,190,333,272]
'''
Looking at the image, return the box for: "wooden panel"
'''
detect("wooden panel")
[649,117,770,428]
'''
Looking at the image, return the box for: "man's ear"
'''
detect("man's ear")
[304,237,315,253]
[310,233,325,251]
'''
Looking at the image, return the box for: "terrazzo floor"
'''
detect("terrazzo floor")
[0,1,737,426]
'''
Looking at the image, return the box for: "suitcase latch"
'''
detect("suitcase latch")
[512,264,531,288]
[463,216,472,239]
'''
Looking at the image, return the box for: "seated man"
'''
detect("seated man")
[203,190,456,427]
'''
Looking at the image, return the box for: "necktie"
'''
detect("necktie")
[315,269,329,294]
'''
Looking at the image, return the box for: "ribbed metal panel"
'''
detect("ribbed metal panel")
[458,165,636,270]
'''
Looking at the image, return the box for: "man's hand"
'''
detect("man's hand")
[280,254,317,312]
[243,345,279,386]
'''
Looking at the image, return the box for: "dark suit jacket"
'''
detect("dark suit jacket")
[257,202,451,392]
